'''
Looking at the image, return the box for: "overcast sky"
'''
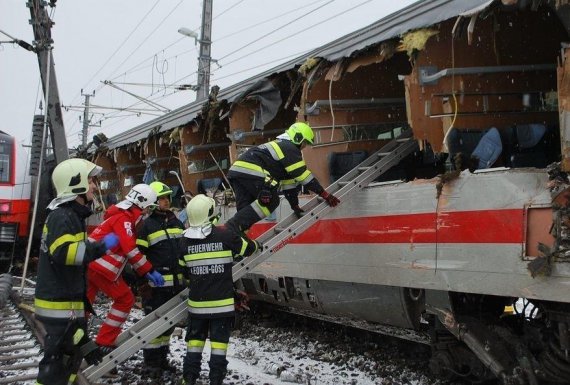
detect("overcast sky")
[1,0,416,152]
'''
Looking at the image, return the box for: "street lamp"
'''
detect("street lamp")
[177,28,199,44]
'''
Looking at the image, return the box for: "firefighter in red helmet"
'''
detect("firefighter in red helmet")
[226,122,340,233]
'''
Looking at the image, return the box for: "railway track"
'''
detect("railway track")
[0,274,95,385]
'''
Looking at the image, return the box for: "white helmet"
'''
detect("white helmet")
[52,158,102,199]
[125,183,157,209]
[186,194,216,227]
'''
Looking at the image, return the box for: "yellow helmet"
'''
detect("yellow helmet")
[285,122,314,145]
[186,194,216,227]
[149,181,172,198]
[51,158,102,198]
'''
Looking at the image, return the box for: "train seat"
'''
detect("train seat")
[471,127,502,169]
[505,124,552,168]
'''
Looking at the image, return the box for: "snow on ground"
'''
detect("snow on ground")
[5,296,441,385]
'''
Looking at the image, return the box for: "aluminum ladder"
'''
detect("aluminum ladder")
[83,129,418,382]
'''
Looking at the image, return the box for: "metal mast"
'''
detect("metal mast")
[28,0,68,163]
[196,0,213,101]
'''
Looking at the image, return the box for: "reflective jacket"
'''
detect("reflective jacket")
[88,204,153,281]
[227,138,325,196]
[179,225,258,318]
[35,201,106,321]
[136,210,185,287]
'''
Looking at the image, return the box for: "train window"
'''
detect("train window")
[0,153,10,183]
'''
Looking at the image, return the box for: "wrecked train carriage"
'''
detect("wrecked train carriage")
[89,1,570,384]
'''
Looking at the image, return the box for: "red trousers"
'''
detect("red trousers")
[87,269,135,347]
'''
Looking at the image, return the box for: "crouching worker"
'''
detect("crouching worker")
[35,159,120,385]
[179,194,259,385]
[136,181,185,375]
[87,183,164,353]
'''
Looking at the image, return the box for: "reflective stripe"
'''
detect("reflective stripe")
[65,241,86,265]
[109,308,129,318]
[146,228,183,247]
[285,160,306,173]
[187,339,205,353]
[184,250,232,262]
[131,255,149,270]
[297,170,315,185]
[187,298,234,314]
[136,238,149,248]
[68,373,77,385]
[109,253,123,262]
[34,298,85,319]
[239,238,249,256]
[103,318,123,327]
[145,335,171,349]
[266,141,285,160]
[230,161,267,178]
[280,179,297,190]
[184,257,233,267]
[96,258,121,274]
[126,248,141,258]
[49,232,86,255]
[211,341,228,356]
[148,273,185,287]
[252,200,270,218]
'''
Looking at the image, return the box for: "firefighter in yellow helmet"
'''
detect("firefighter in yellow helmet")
[136,181,185,375]
[35,159,119,385]
[226,122,340,233]
[179,194,259,385]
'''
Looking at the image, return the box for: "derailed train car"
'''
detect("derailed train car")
[89,1,570,383]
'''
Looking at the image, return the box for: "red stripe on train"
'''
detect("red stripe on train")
[249,209,524,244]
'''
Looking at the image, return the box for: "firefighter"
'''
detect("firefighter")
[226,122,340,233]
[35,158,119,385]
[136,181,185,374]
[179,194,259,385]
[87,183,164,353]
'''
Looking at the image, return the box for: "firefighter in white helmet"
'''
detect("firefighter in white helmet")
[87,183,164,353]
[179,194,259,385]
[226,122,340,233]
[35,158,119,385]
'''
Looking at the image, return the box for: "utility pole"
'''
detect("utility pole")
[80,90,95,148]
[196,0,213,101]
[28,0,68,163]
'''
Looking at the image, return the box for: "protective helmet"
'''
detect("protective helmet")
[285,122,314,145]
[149,181,172,198]
[52,158,102,198]
[186,194,216,227]
[125,183,157,209]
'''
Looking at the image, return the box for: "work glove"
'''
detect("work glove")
[257,187,272,206]
[234,289,250,312]
[103,233,120,250]
[145,270,165,287]
[320,191,340,207]
[291,204,305,219]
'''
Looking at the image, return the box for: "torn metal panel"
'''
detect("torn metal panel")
[228,79,282,131]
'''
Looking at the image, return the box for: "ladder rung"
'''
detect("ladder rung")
[396,137,411,142]
[338,181,350,187]
[358,167,371,172]
[377,152,391,157]
[274,227,287,233]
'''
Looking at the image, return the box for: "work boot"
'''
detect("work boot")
[159,358,177,373]
[97,345,115,356]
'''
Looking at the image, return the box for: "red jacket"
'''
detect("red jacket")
[88,204,153,281]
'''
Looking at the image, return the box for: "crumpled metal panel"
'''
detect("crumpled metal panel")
[104,0,493,150]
